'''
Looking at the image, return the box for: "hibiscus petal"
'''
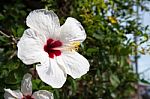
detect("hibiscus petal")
[4,89,23,99]
[32,90,54,99]
[21,73,32,96]
[26,9,60,39]
[60,17,86,43]
[17,29,49,65]
[36,58,67,88]
[60,52,90,78]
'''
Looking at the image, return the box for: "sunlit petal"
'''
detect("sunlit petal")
[36,58,67,88]
[21,73,32,96]
[61,51,90,78]
[32,90,54,99]
[60,17,86,43]
[26,9,60,39]
[17,29,48,65]
[4,89,23,99]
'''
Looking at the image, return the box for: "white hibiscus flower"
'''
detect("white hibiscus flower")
[4,73,53,99]
[17,9,90,88]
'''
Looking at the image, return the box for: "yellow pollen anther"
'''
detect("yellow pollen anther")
[69,41,80,51]
[52,41,81,51]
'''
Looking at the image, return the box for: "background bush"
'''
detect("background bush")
[0,0,149,98]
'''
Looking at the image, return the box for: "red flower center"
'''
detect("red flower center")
[22,95,34,99]
[44,38,62,58]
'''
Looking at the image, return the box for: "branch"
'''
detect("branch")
[0,30,17,44]
[0,30,10,38]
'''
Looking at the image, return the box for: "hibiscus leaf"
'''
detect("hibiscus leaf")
[32,79,41,90]
[87,48,98,53]
[53,89,60,99]
[39,86,53,91]
[5,71,18,84]
[110,74,120,88]
[17,26,24,37]
[0,13,4,20]
[70,79,77,94]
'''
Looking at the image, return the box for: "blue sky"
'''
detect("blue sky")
[138,2,150,81]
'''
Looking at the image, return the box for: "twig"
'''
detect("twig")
[0,30,10,38]
[10,35,17,44]
[9,51,17,60]
[0,30,18,44]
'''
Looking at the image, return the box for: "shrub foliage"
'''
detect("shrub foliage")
[0,0,149,98]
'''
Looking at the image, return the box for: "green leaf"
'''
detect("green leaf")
[0,36,7,42]
[32,79,41,90]
[17,27,24,37]
[54,89,60,99]
[0,13,4,20]
[70,79,77,93]
[93,33,102,40]
[110,74,120,88]
[39,86,52,91]
[5,71,18,84]
[87,48,98,53]
[0,69,8,79]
